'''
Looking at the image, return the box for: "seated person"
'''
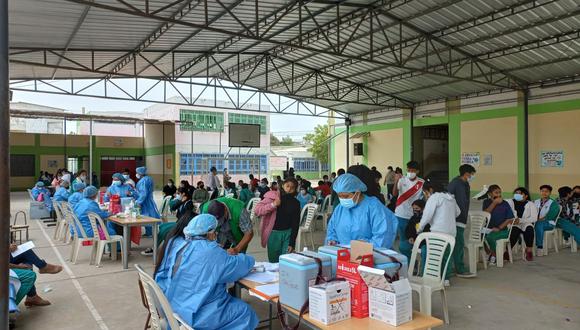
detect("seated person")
[202,198,254,255]
[257,178,270,199]
[155,214,258,330]
[143,188,198,256]
[506,187,537,261]
[162,179,177,198]
[53,180,71,202]
[238,183,252,207]
[482,185,516,264]
[31,181,53,213]
[555,186,580,248]
[405,199,427,245]
[270,181,278,192]
[73,186,117,238]
[104,173,134,202]
[68,182,86,208]
[225,182,238,198]
[9,242,62,307]
[10,268,49,311]
[325,173,397,248]
[314,180,331,198]
[534,185,561,255]
[192,181,210,203]
[296,183,314,210]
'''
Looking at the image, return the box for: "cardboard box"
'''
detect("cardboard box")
[308,281,351,325]
[358,265,413,326]
[336,241,374,318]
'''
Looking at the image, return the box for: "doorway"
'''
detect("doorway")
[412,125,449,191]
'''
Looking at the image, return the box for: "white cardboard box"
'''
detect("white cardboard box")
[358,265,413,326]
[308,281,351,325]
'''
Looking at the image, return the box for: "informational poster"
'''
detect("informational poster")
[483,154,493,166]
[461,152,480,167]
[540,151,564,168]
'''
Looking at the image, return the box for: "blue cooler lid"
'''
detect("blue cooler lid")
[373,248,408,266]
[299,250,332,266]
[318,245,350,256]
[280,252,332,270]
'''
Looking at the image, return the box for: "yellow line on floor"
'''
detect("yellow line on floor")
[36,221,109,330]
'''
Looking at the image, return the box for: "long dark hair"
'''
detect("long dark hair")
[347,164,386,204]
[154,208,197,275]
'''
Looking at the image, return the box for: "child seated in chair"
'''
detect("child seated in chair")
[482,185,516,265]
[534,185,561,256]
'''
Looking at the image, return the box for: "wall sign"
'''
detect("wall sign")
[483,154,493,166]
[540,151,564,168]
[461,152,480,167]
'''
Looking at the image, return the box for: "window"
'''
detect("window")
[180,153,268,176]
[180,110,224,132]
[293,158,329,172]
[228,113,267,134]
[11,155,35,177]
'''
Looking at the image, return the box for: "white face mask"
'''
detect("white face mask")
[136,174,142,179]
[406,172,417,179]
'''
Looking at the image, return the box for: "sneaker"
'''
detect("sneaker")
[456,272,476,278]
[39,264,63,274]
[140,248,154,256]
[536,248,544,257]
[444,280,450,287]
[526,251,534,261]
[563,239,571,248]
[489,255,497,265]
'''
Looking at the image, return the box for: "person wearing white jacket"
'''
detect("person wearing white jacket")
[417,182,460,284]
[418,183,460,237]
[506,187,538,261]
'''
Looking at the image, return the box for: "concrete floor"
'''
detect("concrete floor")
[9,192,580,330]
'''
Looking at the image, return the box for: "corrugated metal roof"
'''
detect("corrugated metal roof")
[8,0,580,115]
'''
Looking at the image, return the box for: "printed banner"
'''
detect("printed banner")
[540,151,564,168]
[461,152,480,167]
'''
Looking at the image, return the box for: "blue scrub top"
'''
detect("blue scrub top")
[482,199,514,228]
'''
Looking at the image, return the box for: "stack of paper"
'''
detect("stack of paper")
[243,271,278,284]
[249,283,279,301]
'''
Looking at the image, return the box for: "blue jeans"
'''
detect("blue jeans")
[557,219,580,244]
[397,216,412,261]
[535,221,554,248]
[10,249,48,270]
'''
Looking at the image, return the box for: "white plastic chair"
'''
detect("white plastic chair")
[247,197,262,237]
[466,211,490,274]
[295,203,319,251]
[135,264,194,330]
[495,223,515,268]
[60,202,77,244]
[87,212,125,267]
[53,201,68,241]
[67,210,97,264]
[540,206,562,256]
[318,195,333,231]
[159,196,175,223]
[408,232,455,324]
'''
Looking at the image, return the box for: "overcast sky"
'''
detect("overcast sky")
[13,90,329,139]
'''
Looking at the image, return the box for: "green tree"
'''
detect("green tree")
[303,124,329,163]
[270,133,280,146]
[280,136,294,146]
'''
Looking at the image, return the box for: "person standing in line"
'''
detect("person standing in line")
[383,166,396,200]
[207,166,221,200]
[446,164,477,278]
[393,161,424,260]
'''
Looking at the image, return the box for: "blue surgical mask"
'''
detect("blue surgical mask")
[339,197,356,209]
[467,175,475,182]
[513,193,524,202]
[113,181,121,186]
[123,175,130,180]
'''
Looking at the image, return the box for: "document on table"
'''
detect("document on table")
[11,241,35,258]
[253,262,279,272]
[249,283,279,301]
[243,271,278,284]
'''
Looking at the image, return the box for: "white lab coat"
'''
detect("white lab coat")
[506,199,538,231]
[418,192,460,237]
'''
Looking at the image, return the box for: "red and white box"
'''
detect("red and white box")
[336,241,374,318]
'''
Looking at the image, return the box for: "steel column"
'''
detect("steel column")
[0,0,10,326]
[89,119,93,185]
[523,89,529,187]
[345,117,351,168]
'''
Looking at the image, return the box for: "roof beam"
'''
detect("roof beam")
[103,0,200,79]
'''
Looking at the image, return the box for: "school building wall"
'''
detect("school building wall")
[144,122,177,190]
[331,83,580,197]
[9,132,146,191]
